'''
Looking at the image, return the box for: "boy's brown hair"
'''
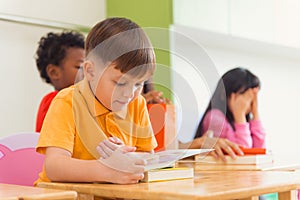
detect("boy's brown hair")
[85,17,155,78]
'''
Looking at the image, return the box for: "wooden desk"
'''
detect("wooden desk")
[38,171,300,200]
[0,183,77,200]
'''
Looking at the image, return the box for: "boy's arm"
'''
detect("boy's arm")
[44,147,144,184]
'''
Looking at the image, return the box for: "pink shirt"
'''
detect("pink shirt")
[202,109,265,148]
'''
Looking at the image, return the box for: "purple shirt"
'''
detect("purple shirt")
[202,109,265,148]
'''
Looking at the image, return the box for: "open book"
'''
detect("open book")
[127,149,212,182]
[127,149,213,171]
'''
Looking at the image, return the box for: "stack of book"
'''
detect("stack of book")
[142,167,194,182]
[127,149,213,182]
[189,147,274,171]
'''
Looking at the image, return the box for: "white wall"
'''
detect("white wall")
[173,0,229,34]
[171,25,300,156]
[174,0,300,48]
[173,0,300,155]
[0,0,105,137]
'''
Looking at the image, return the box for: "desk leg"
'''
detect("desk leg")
[278,190,297,200]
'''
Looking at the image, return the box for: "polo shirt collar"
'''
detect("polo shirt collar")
[78,78,127,119]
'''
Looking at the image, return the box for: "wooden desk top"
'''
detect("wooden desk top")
[0,183,77,200]
[38,171,300,200]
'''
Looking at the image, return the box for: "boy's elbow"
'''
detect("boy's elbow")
[44,147,72,181]
[44,156,62,181]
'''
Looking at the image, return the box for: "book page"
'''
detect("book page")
[127,149,213,171]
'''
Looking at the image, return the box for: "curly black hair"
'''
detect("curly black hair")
[35,31,85,83]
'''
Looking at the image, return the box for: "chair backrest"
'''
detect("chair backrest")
[0,132,44,186]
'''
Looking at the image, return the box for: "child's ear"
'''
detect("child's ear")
[46,64,61,81]
[83,61,95,80]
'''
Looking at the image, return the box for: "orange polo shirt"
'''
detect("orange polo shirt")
[35,78,157,183]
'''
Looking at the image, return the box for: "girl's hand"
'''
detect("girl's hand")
[229,89,253,123]
[142,90,171,104]
[200,136,244,162]
[142,90,164,103]
[97,137,136,159]
[251,87,260,120]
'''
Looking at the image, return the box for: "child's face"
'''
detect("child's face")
[59,47,85,89]
[228,88,254,115]
[92,64,147,111]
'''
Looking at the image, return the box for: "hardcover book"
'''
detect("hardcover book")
[141,167,194,182]
[194,154,273,165]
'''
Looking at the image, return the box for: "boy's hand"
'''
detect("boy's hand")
[97,137,136,159]
[98,146,146,174]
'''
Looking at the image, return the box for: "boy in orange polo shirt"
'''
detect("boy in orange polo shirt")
[36,17,157,185]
